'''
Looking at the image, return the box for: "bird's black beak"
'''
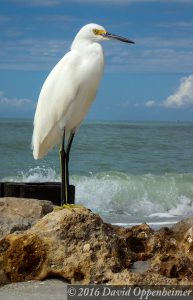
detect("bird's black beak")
[103,32,135,44]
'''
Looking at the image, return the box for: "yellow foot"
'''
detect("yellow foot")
[54,204,85,211]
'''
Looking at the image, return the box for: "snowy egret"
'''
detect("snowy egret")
[32,23,134,205]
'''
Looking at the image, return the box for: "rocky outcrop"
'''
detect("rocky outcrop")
[0,197,193,286]
[0,197,54,240]
[0,206,132,285]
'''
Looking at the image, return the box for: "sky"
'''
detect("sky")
[0,0,193,121]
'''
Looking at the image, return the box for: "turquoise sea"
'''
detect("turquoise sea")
[1,118,193,227]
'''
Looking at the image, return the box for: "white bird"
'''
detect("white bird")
[32,23,134,205]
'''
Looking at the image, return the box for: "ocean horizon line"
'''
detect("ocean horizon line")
[0,117,193,125]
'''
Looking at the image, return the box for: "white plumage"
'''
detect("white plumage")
[32,23,134,160]
[32,24,105,159]
[32,23,134,204]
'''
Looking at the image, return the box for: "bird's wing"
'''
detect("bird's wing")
[32,50,82,157]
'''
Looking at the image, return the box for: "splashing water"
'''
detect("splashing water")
[1,120,193,226]
[3,167,193,225]
[3,166,60,183]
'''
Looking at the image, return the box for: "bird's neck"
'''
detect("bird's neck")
[71,38,95,52]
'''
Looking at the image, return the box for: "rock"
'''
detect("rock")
[172,217,193,239]
[0,197,54,239]
[0,207,132,285]
[109,270,179,285]
[151,253,193,279]
[149,224,193,282]
[170,220,193,260]
[114,223,161,261]
[181,226,193,256]
[1,203,193,286]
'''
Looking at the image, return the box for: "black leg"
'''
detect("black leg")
[60,129,67,206]
[66,132,75,161]
[66,133,75,204]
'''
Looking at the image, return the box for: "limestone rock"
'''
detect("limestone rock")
[172,217,193,239]
[109,270,178,285]
[0,207,132,285]
[0,197,54,239]
[114,223,160,261]
[149,224,193,281]
[1,203,193,286]
[180,226,193,257]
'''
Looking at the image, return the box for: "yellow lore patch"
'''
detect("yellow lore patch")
[93,29,106,36]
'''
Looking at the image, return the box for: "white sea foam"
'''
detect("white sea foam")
[114,221,177,227]
[168,196,193,216]
[70,172,193,217]
[3,166,60,183]
[149,212,176,218]
[3,167,193,221]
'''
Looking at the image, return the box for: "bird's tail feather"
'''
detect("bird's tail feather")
[32,125,63,159]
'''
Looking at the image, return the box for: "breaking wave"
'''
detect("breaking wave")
[3,167,193,224]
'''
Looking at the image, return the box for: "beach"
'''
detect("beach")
[0,279,68,300]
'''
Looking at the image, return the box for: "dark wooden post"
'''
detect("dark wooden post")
[0,182,75,206]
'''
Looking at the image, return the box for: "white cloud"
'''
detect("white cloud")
[157,21,193,29]
[144,75,193,109]
[145,100,156,107]
[0,34,193,73]
[139,36,193,48]
[163,75,193,108]
[1,36,192,73]
[102,34,193,73]
[0,91,34,109]
[0,38,69,71]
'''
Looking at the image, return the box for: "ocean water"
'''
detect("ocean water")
[1,118,193,227]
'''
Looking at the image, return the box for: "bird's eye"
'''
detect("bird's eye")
[93,29,100,35]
